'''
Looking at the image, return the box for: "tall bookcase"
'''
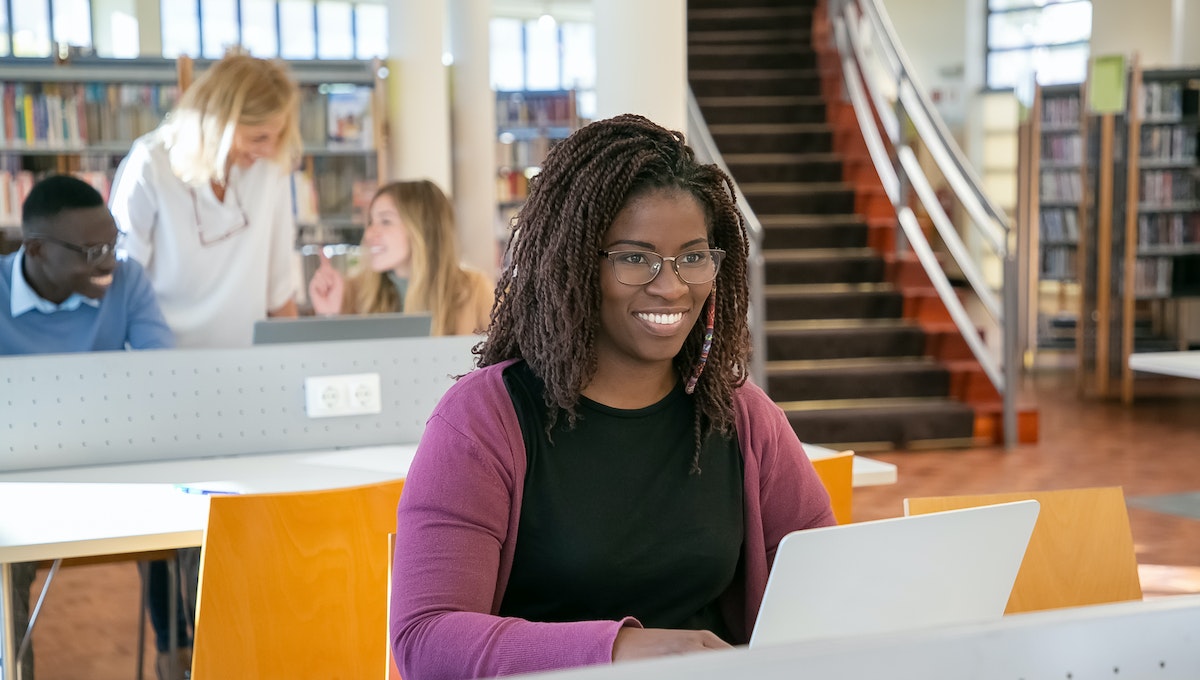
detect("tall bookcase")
[0,57,389,260]
[1079,61,1200,401]
[494,89,581,254]
[1028,83,1086,366]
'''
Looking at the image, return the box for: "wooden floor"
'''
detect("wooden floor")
[21,370,1200,679]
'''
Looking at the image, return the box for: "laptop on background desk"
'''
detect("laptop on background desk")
[749,500,1040,649]
[253,312,433,344]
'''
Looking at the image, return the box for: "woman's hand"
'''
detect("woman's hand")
[308,251,345,316]
[612,627,731,662]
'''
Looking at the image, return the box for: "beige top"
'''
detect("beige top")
[342,265,494,336]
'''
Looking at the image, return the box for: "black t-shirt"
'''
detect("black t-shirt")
[498,362,745,642]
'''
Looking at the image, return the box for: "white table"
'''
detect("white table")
[0,444,418,680]
[1129,351,1200,380]
[804,443,898,487]
[0,442,896,679]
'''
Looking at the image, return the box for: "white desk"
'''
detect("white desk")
[0,444,417,680]
[804,444,898,487]
[1129,351,1200,380]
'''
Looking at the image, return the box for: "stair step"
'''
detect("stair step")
[690,47,818,71]
[689,28,812,44]
[699,99,826,125]
[760,216,869,249]
[764,248,884,285]
[765,283,904,320]
[780,399,977,449]
[741,182,854,214]
[768,358,951,402]
[766,319,927,361]
[728,157,844,183]
[688,7,812,33]
[691,71,821,97]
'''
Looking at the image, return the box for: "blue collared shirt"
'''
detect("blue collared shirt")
[0,248,175,355]
[9,248,102,317]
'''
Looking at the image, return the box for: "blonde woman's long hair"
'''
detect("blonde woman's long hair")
[159,54,301,186]
[352,180,472,336]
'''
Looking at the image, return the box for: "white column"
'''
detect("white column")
[387,0,453,191]
[594,0,687,130]
[448,0,499,274]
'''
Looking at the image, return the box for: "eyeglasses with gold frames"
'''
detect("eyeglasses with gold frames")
[598,248,726,286]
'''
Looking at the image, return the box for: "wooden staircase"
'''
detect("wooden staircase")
[688,0,1037,449]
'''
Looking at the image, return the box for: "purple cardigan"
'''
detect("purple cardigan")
[390,360,835,680]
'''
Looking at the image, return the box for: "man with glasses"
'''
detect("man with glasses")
[0,174,173,680]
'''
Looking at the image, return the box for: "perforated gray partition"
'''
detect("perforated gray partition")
[0,335,478,472]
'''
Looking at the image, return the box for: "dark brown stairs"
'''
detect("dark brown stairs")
[689,0,979,450]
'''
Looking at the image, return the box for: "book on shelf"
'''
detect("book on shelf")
[325,85,374,150]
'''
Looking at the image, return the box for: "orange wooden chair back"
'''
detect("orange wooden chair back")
[191,479,405,679]
[905,486,1142,614]
[810,451,854,524]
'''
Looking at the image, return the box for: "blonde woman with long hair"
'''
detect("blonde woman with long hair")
[308,180,494,336]
[107,54,302,680]
[110,54,302,350]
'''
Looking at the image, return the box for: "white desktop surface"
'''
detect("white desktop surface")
[0,445,418,562]
[804,444,898,487]
[1129,351,1200,380]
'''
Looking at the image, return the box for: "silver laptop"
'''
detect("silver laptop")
[252,312,433,344]
[749,500,1039,649]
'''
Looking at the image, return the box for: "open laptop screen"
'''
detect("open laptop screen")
[749,500,1039,649]
[252,313,433,344]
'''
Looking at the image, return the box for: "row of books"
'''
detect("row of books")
[496,167,532,204]
[0,82,177,150]
[1141,80,1198,119]
[497,137,554,170]
[1131,257,1173,298]
[1041,133,1081,163]
[496,91,576,129]
[1138,212,1200,248]
[0,169,111,226]
[1041,207,1080,243]
[1139,169,1197,206]
[1140,124,1197,162]
[1040,169,1082,202]
[1041,95,1080,126]
[1040,248,1077,281]
[298,84,375,150]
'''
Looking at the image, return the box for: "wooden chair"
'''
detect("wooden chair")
[191,479,405,679]
[905,486,1143,614]
[810,450,854,524]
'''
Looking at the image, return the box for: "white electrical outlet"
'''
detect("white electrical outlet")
[304,373,382,418]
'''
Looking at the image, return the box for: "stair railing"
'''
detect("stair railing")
[687,89,768,388]
[828,0,1020,447]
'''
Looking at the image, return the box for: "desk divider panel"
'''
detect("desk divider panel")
[0,336,478,472]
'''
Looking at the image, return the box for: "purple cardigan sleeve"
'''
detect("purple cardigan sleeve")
[389,366,633,680]
[729,380,836,639]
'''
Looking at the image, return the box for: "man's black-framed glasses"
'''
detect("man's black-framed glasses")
[599,248,726,286]
[31,233,118,265]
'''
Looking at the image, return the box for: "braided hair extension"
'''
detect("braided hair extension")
[476,114,751,471]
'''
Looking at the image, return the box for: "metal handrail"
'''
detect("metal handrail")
[830,0,1019,447]
[686,89,767,388]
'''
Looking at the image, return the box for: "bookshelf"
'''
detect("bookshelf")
[1079,61,1200,401]
[494,89,581,251]
[0,57,389,258]
[1029,83,1086,365]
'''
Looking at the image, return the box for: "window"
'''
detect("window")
[13,0,52,57]
[158,0,386,60]
[488,17,596,118]
[986,0,1092,103]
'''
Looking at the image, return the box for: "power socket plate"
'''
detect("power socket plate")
[304,373,382,418]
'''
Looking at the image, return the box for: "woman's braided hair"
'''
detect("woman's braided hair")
[476,114,751,470]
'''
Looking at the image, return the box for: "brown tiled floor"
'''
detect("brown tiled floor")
[21,370,1200,679]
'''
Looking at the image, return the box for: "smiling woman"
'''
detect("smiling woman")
[388,114,836,680]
